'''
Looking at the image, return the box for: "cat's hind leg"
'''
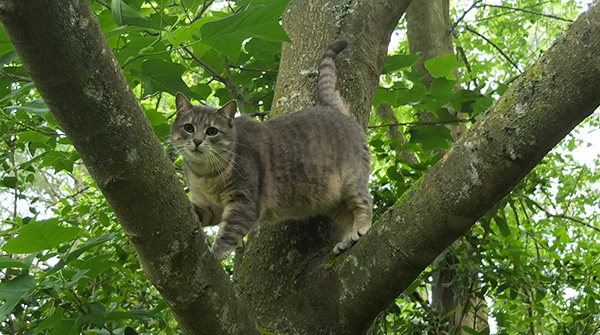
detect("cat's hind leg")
[333,195,372,254]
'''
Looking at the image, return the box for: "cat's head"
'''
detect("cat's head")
[170,93,238,167]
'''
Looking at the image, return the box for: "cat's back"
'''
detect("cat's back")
[264,105,366,145]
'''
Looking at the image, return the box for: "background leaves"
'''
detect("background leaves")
[0,0,598,334]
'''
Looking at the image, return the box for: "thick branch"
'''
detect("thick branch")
[0,1,257,334]
[334,1,600,324]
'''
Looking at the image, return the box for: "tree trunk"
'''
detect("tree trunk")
[0,2,257,334]
[406,0,486,332]
[1,1,599,335]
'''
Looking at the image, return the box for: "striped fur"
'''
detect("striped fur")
[317,40,348,115]
[171,41,371,261]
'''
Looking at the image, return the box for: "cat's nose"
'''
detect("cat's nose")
[193,139,203,147]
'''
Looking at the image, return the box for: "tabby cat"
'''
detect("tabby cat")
[170,40,372,261]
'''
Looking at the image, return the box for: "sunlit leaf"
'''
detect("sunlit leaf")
[2,218,82,253]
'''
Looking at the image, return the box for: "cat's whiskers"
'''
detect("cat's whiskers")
[211,148,253,180]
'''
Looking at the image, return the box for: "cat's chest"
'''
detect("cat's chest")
[186,171,227,205]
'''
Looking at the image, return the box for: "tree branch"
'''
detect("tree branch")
[525,197,600,233]
[0,1,258,334]
[477,4,574,23]
[334,1,600,324]
[464,25,522,73]
[368,118,475,129]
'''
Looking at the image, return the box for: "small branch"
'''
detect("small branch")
[180,45,229,85]
[376,86,408,91]
[0,71,32,82]
[563,166,585,216]
[94,0,111,10]
[148,1,168,26]
[525,197,600,233]
[464,25,522,73]
[451,0,485,33]
[195,0,215,22]
[456,45,478,89]
[477,4,574,23]
[16,121,63,136]
[225,56,245,113]
[368,118,475,129]
[179,0,192,23]
[229,64,278,74]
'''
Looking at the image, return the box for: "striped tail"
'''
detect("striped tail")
[317,40,348,115]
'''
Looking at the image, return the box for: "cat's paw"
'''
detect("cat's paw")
[333,238,354,254]
[211,241,235,261]
[332,226,370,254]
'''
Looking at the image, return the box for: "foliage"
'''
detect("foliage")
[370,1,600,334]
[0,0,598,334]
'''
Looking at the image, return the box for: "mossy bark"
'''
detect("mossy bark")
[240,2,600,334]
[1,0,599,334]
[0,2,257,334]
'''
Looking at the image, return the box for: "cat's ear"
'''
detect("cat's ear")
[175,93,193,115]
[216,100,237,127]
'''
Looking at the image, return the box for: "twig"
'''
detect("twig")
[456,45,478,89]
[0,71,32,82]
[563,166,585,216]
[179,0,192,23]
[94,0,111,10]
[477,4,574,23]
[16,121,63,137]
[368,118,475,129]
[148,1,168,26]
[224,56,245,113]
[195,0,215,21]
[464,25,522,73]
[229,64,278,74]
[525,197,600,233]
[180,45,229,85]
[451,0,485,33]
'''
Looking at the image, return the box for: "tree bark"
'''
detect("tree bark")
[238,1,412,334]
[1,0,599,334]
[406,1,485,332]
[332,0,600,325]
[0,2,258,334]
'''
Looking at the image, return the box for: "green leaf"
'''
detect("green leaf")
[42,151,74,173]
[424,54,463,79]
[200,1,291,62]
[37,307,65,333]
[0,256,31,269]
[430,77,457,101]
[0,51,19,68]
[111,0,161,30]
[169,17,216,47]
[382,54,420,74]
[493,215,512,237]
[0,25,14,54]
[373,88,399,107]
[133,59,193,98]
[5,99,50,116]
[2,218,82,253]
[16,130,51,144]
[0,176,17,188]
[65,233,117,263]
[408,125,453,152]
[0,274,36,321]
[51,318,79,335]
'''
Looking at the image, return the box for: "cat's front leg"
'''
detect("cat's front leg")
[211,200,259,261]
[191,201,222,227]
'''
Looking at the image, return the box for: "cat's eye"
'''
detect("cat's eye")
[183,124,194,133]
[206,127,219,136]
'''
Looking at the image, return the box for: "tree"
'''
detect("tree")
[0,0,599,334]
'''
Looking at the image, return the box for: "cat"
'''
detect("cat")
[170,40,372,261]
